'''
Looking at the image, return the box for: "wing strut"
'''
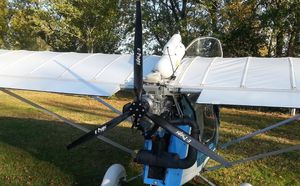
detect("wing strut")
[0,89,136,157]
[206,144,300,172]
[92,96,132,122]
[92,96,122,115]
[204,114,300,172]
[221,114,300,149]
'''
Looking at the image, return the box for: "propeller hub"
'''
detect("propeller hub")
[129,101,147,118]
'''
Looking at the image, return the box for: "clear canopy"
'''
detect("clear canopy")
[185,37,223,57]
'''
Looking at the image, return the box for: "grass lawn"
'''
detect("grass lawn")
[0,90,299,186]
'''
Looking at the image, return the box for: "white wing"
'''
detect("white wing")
[173,57,300,108]
[0,49,160,96]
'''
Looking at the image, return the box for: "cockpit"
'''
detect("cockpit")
[185,36,223,146]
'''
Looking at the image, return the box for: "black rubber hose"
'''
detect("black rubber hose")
[135,118,200,169]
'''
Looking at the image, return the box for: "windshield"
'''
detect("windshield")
[185,37,223,57]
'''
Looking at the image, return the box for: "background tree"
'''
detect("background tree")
[141,0,299,57]
[142,0,217,54]
[0,0,8,48]
[219,0,266,57]
[0,0,298,56]
[35,0,122,53]
[5,0,48,50]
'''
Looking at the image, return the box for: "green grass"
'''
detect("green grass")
[0,90,299,186]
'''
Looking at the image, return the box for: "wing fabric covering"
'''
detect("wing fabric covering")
[0,50,160,96]
[174,57,300,108]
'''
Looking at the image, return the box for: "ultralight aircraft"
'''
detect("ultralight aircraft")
[0,1,299,185]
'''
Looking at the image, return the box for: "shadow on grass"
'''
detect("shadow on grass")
[42,100,118,119]
[0,117,144,186]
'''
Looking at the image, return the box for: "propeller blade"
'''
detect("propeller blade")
[133,0,143,101]
[146,113,231,167]
[67,111,132,150]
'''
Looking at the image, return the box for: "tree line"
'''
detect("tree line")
[0,0,299,57]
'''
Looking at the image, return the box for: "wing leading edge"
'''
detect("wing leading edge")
[173,57,300,108]
[0,50,160,96]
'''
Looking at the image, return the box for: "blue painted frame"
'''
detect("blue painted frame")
[142,125,217,186]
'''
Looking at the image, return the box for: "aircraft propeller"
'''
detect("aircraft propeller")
[67,0,231,168]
